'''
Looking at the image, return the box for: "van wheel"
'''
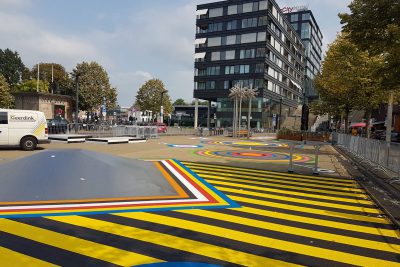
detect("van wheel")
[21,137,37,151]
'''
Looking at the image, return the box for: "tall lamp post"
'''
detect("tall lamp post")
[160,90,167,123]
[75,75,79,133]
[278,97,283,130]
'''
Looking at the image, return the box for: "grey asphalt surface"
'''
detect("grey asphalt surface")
[0,149,177,202]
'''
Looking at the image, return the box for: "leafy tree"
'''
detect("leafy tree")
[134,79,172,115]
[0,49,26,87]
[0,74,13,108]
[173,98,187,106]
[315,33,385,134]
[190,99,209,106]
[71,62,117,111]
[16,79,49,93]
[340,0,400,137]
[31,63,71,94]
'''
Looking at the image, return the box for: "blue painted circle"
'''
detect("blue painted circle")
[134,262,223,267]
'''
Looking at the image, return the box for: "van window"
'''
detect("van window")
[0,112,7,124]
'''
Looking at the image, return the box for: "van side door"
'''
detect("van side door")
[0,111,9,145]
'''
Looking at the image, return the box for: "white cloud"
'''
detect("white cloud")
[110,71,153,107]
[0,12,99,70]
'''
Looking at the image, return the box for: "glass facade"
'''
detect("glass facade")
[286,10,323,101]
[195,0,306,129]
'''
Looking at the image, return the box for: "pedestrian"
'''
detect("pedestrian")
[351,127,357,136]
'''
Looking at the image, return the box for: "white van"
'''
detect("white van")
[0,109,49,151]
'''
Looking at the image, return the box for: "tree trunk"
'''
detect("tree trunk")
[247,97,252,140]
[344,107,350,134]
[385,91,394,143]
[365,110,372,138]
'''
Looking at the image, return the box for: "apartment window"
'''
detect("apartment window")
[240,48,255,59]
[209,8,223,18]
[255,79,264,88]
[197,69,207,76]
[239,65,250,74]
[225,66,235,75]
[206,81,216,89]
[209,22,222,32]
[242,2,253,13]
[302,13,310,20]
[227,5,237,15]
[197,82,206,90]
[211,51,221,61]
[224,80,233,89]
[241,33,257,43]
[225,50,235,60]
[256,47,265,57]
[255,63,264,73]
[207,66,220,76]
[291,14,298,21]
[301,23,310,39]
[226,35,236,45]
[208,37,221,47]
[227,20,237,30]
[257,32,266,41]
[272,6,278,18]
[258,16,268,26]
[291,23,298,31]
[242,17,258,28]
[259,1,268,10]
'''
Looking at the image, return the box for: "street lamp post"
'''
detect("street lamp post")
[278,97,283,130]
[160,91,166,123]
[75,75,79,133]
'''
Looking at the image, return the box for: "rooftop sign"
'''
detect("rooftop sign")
[281,5,309,13]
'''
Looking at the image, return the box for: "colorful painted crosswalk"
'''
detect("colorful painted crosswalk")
[0,162,399,267]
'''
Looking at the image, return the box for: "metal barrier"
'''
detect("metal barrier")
[112,126,158,139]
[334,133,400,177]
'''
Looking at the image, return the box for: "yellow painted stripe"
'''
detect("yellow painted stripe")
[183,162,355,183]
[233,206,400,239]
[193,168,364,193]
[209,181,381,214]
[188,165,358,187]
[48,216,301,267]
[0,247,58,267]
[120,213,400,267]
[0,219,161,266]
[200,173,370,202]
[223,192,390,224]
[178,209,400,253]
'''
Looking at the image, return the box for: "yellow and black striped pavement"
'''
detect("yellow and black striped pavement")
[1,162,400,267]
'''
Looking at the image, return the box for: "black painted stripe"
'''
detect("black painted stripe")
[193,169,365,193]
[0,231,116,267]
[218,188,382,217]
[183,162,355,182]
[190,167,359,188]
[94,214,356,267]
[14,217,237,267]
[230,195,395,230]
[163,211,400,262]
[202,175,369,202]
[216,208,399,244]
[210,182,378,210]
[160,161,196,199]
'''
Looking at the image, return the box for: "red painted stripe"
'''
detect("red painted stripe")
[166,160,218,204]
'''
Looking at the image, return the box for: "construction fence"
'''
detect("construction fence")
[333,132,400,177]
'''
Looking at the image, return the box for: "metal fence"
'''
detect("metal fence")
[334,133,400,177]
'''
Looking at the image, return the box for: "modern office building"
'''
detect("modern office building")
[286,8,323,101]
[194,0,306,129]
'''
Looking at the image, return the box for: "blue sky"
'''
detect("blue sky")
[0,0,350,107]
